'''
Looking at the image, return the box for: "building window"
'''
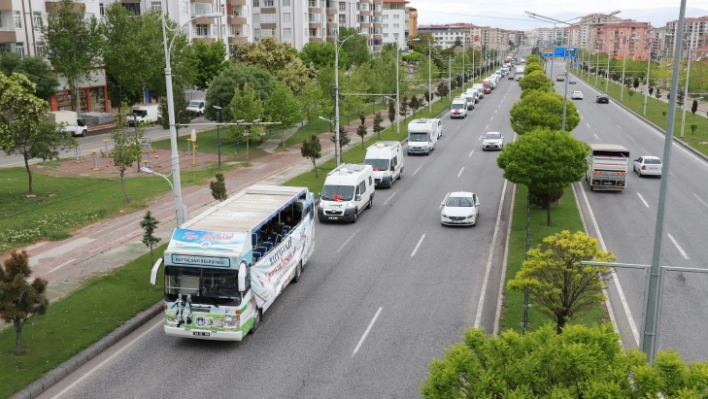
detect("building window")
[36,43,47,57]
[359,27,367,34]
[33,12,42,27]
[338,2,345,10]
[151,2,161,13]
[13,11,22,28]
[283,27,292,38]
[383,14,388,19]
[85,12,95,21]
[263,0,274,6]
[393,14,399,19]
[230,24,236,35]
[283,0,290,5]
[192,3,214,15]
[309,13,320,23]
[283,12,291,23]
[15,42,24,57]
[122,3,141,15]
[196,24,208,36]
[383,33,388,38]
[262,28,274,37]
[359,3,368,11]
[309,28,317,37]
[338,14,345,24]
[308,0,317,6]
[182,1,189,14]
[328,27,336,36]
[383,24,388,28]
[374,4,381,11]
[254,13,259,23]
[374,27,380,34]
[261,13,274,23]
[253,0,259,7]
[254,28,261,38]
[99,3,104,16]
[360,15,369,23]
[393,23,399,28]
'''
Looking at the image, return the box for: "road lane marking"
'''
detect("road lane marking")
[586,123,591,128]
[383,189,400,205]
[640,147,649,154]
[490,116,494,121]
[636,193,649,208]
[352,307,383,356]
[694,193,708,209]
[50,321,163,399]
[628,135,635,141]
[669,171,676,177]
[578,182,640,345]
[337,229,361,252]
[410,233,426,258]
[495,109,497,114]
[667,233,689,260]
[468,150,474,158]
[593,134,599,140]
[474,179,508,329]
[485,124,489,129]
[412,166,422,176]
[458,167,465,177]
[47,259,76,274]
[616,124,622,128]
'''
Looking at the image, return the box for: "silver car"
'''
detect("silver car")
[482,132,504,151]
[633,156,663,177]
[440,192,480,226]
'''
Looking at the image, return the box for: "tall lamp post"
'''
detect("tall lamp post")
[161,11,222,226]
[213,105,222,169]
[334,32,367,167]
[680,35,695,138]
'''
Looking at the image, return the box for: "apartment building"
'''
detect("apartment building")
[532,27,568,47]
[594,20,651,61]
[417,23,492,51]
[381,0,406,50]
[651,26,667,60]
[407,6,416,38]
[574,12,621,52]
[665,16,708,60]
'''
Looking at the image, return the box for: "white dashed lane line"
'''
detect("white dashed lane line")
[694,193,708,209]
[636,193,649,208]
[458,167,465,177]
[667,233,690,260]
[593,133,600,140]
[410,233,426,258]
[412,166,422,176]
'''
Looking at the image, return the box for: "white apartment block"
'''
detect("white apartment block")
[532,26,567,47]
[665,16,708,60]
[381,0,406,50]
[417,23,504,52]
[651,26,667,60]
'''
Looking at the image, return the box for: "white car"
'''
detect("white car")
[482,132,504,151]
[633,156,663,177]
[571,91,584,100]
[440,192,480,226]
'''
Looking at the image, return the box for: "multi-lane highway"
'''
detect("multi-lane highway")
[549,59,708,361]
[37,75,520,397]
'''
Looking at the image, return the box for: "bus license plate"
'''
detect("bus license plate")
[328,216,339,220]
[193,331,210,337]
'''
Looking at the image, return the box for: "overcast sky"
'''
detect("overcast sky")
[413,0,708,30]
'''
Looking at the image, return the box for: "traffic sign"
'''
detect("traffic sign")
[552,47,577,58]
[543,52,553,57]
[473,35,480,42]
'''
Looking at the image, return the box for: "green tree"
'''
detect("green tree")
[409,95,420,117]
[356,124,367,148]
[524,63,543,76]
[331,125,350,149]
[0,54,60,101]
[139,211,161,265]
[210,173,228,202]
[229,83,264,159]
[421,323,708,398]
[649,86,654,96]
[508,230,614,333]
[298,82,323,136]
[414,56,440,83]
[194,39,228,91]
[436,81,449,99]
[453,37,462,48]
[388,100,396,125]
[40,0,102,115]
[0,251,48,355]
[265,81,302,129]
[676,88,684,108]
[232,36,315,95]
[298,41,341,69]
[158,84,194,137]
[691,123,698,134]
[0,73,74,195]
[400,94,409,117]
[110,118,144,203]
[373,112,384,139]
[205,63,276,121]
[519,70,551,92]
[338,27,371,68]
[301,135,322,177]
[509,91,580,134]
[497,128,589,226]
[655,87,662,99]
[633,76,640,90]
[692,99,698,116]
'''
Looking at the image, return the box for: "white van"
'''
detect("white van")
[364,141,404,188]
[318,164,375,223]
[186,99,206,116]
[487,76,497,89]
[472,84,484,99]
[407,118,440,155]
[462,91,477,109]
[129,104,161,126]
[450,97,468,119]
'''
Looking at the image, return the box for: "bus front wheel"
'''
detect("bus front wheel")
[250,309,262,334]
[293,261,303,283]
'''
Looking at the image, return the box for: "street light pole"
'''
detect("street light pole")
[334,32,367,166]
[561,26,571,131]
[462,35,466,90]
[680,37,694,138]
[620,37,628,101]
[428,38,432,113]
[549,22,556,91]
[396,46,400,134]
[644,38,652,116]
[595,48,599,86]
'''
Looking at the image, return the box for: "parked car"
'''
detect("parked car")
[633,156,663,177]
[596,95,610,104]
[440,192,480,226]
[571,91,584,100]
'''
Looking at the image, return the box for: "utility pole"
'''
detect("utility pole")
[680,34,694,138]
[448,56,452,100]
[595,49,600,86]
[644,37,652,116]
[620,36,628,101]
[605,44,611,93]
[428,38,432,113]
[396,46,400,134]
[462,35,466,91]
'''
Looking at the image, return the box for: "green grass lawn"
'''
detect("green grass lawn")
[150,126,274,155]
[575,71,708,157]
[0,244,166,399]
[498,185,609,334]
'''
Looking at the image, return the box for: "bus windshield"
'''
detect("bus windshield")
[165,266,241,306]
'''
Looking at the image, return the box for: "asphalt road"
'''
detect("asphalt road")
[36,77,520,398]
[0,116,209,168]
[548,59,708,361]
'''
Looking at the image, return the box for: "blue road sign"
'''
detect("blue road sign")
[551,47,577,58]
[543,52,553,57]
[486,54,490,60]
[573,61,579,66]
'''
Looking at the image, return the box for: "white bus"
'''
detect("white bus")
[586,144,630,191]
[150,185,316,340]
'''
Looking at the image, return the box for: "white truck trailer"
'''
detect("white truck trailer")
[586,144,630,191]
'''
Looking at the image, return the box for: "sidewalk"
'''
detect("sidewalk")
[10,103,414,304]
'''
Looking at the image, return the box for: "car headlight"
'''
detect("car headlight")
[346,202,356,208]
[441,213,448,218]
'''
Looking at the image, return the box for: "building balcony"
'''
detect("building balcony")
[192,37,215,45]
[0,28,17,42]
[326,22,337,29]
[228,36,248,44]
[0,0,13,10]
[326,7,336,15]
[309,22,322,29]
[228,0,246,5]
[229,16,247,25]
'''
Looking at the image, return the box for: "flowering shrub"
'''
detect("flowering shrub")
[0,211,106,248]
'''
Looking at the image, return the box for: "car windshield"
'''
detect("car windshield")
[322,185,355,201]
[465,96,474,101]
[409,132,429,142]
[644,158,662,164]
[164,266,241,306]
[485,133,501,139]
[446,196,473,207]
[364,159,389,170]
[451,103,465,110]
[188,101,202,107]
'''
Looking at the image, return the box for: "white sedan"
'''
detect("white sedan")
[571,90,584,100]
[440,192,480,226]
[482,132,504,151]
[633,156,663,177]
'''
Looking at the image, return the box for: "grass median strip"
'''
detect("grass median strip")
[0,245,166,399]
[498,185,609,334]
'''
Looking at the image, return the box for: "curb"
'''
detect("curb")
[573,72,708,163]
[8,91,459,399]
[9,303,164,399]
